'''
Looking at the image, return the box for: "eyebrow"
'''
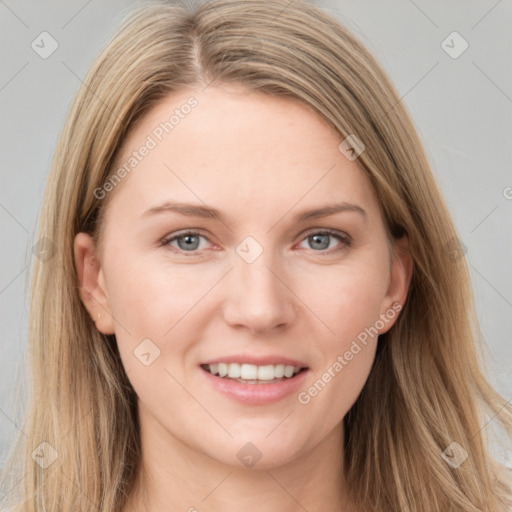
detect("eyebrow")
[141,200,366,222]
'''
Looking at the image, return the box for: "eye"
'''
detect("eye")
[297,229,351,253]
[161,228,351,256]
[161,230,211,255]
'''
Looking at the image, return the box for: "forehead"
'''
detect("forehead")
[105,84,379,222]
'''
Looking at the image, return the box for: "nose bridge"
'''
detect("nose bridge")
[223,237,295,332]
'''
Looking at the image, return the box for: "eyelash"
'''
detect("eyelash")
[160,229,352,257]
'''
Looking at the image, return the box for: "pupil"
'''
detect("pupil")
[311,233,329,250]
[179,235,199,250]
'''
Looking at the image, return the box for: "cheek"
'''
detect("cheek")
[105,253,208,326]
[297,336,377,442]
[102,254,211,371]
[102,258,214,419]
[294,254,388,421]
[304,253,390,347]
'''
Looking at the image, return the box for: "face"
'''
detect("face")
[75,84,411,470]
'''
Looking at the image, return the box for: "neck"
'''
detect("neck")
[122,406,357,512]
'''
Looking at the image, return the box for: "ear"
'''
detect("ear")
[378,235,413,334]
[74,232,115,335]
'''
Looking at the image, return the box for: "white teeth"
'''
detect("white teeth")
[204,362,304,380]
[241,364,258,380]
[274,364,285,378]
[227,363,241,378]
[218,363,229,377]
[257,365,275,381]
[284,365,295,378]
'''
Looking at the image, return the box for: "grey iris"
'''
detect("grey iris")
[178,234,200,251]
[309,233,330,250]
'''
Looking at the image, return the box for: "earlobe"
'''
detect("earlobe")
[378,235,413,334]
[74,232,115,335]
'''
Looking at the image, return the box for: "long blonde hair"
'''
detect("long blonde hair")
[2,0,511,510]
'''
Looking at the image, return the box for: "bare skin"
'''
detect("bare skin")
[74,83,412,512]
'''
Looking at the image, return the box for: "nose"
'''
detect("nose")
[222,249,297,335]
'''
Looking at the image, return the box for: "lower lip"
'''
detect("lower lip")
[200,366,309,405]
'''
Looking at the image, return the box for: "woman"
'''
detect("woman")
[2,0,511,510]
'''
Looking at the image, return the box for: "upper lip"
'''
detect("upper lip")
[200,354,309,368]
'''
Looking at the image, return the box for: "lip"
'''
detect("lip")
[200,354,308,368]
[200,366,310,405]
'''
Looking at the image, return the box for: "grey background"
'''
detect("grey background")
[1,0,511,471]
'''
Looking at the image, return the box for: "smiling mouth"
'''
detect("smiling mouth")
[200,363,308,384]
